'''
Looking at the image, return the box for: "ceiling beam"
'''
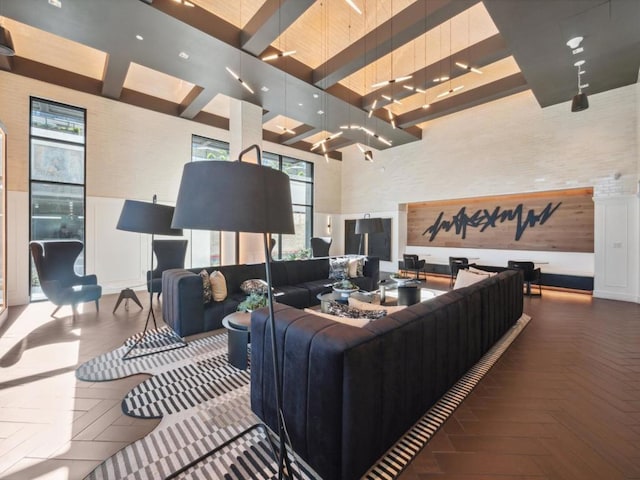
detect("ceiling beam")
[179,86,216,119]
[312,0,480,88]
[9,57,102,96]
[363,33,510,109]
[241,0,315,57]
[397,72,528,127]
[101,54,131,99]
[283,125,320,145]
[263,129,341,160]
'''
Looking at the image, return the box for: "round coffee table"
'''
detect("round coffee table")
[222,311,251,370]
[317,290,357,313]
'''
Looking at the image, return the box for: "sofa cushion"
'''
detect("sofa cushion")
[348,256,365,277]
[298,278,333,305]
[468,266,497,277]
[219,264,265,294]
[329,257,349,280]
[199,269,213,303]
[209,270,227,301]
[240,278,270,295]
[273,285,311,309]
[454,268,489,289]
[284,258,330,285]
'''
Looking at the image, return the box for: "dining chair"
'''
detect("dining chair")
[508,260,542,296]
[449,257,469,287]
[402,254,426,280]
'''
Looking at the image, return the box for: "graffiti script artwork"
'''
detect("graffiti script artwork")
[407,188,594,253]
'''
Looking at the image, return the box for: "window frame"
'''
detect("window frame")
[29,97,87,300]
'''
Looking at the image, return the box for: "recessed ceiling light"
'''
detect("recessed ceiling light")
[48,0,62,7]
[317,110,324,115]
[135,34,144,41]
[261,86,269,92]
[298,103,303,107]
[313,94,319,99]
[178,51,189,60]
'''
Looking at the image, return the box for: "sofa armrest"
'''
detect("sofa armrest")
[363,256,380,286]
[162,269,205,337]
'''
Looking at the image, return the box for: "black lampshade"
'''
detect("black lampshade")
[0,27,15,56]
[172,161,295,235]
[117,200,183,236]
[571,92,589,112]
[355,217,384,235]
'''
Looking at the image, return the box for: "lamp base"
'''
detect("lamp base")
[122,307,187,361]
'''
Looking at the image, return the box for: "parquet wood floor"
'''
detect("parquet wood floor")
[400,286,640,480]
[0,284,638,480]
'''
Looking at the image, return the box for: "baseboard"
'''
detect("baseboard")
[593,290,640,303]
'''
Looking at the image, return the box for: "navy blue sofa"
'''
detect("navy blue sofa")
[161,256,380,337]
[250,269,524,480]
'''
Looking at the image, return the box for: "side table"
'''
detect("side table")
[222,311,251,370]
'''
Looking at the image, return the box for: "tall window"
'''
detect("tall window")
[30,98,86,299]
[263,152,314,259]
[190,135,229,266]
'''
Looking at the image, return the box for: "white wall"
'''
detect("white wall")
[341,85,640,301]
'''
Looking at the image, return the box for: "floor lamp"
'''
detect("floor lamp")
[355,213,383,255]
[116,195,187,360]
[170,145,297,479]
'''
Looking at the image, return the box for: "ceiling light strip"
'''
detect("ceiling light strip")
[225,67,254,94]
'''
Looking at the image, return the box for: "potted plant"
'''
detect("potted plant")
[237,292,268,312]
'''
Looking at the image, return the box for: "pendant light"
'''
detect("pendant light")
[571,60,589,112]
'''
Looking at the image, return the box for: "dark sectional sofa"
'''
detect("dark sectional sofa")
[250,269,524,480]
[161,256,380,337]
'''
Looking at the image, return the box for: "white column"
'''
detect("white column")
[223,99,264,265]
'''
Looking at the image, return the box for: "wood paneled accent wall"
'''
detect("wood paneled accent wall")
[407,188,594,252]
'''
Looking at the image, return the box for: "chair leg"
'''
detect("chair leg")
[51,305,62,317]
[95,299,100,312]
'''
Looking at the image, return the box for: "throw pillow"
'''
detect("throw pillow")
[347,257,365,278]
[329,257,350,280]
[303,308,371,328]
[468,266,497,277]
[240,278,269,295]
[453,269,489,290]
[199,269,213,303]
[326,300,386,320]
[348,296,406,314]
[209,270,227,301]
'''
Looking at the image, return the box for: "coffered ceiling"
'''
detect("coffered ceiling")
[0,0,638,161]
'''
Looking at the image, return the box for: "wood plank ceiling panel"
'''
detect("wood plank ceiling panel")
[2,17,107,80]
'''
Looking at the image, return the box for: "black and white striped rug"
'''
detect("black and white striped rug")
[77,315,530,479]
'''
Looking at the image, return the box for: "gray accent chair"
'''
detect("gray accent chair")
[310,236,332,257]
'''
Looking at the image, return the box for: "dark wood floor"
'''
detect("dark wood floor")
[401,285,640,480]
[0,284,639,479]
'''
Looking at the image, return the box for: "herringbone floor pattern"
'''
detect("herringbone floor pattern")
[400,288,640,480]
[1,282,638,479]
